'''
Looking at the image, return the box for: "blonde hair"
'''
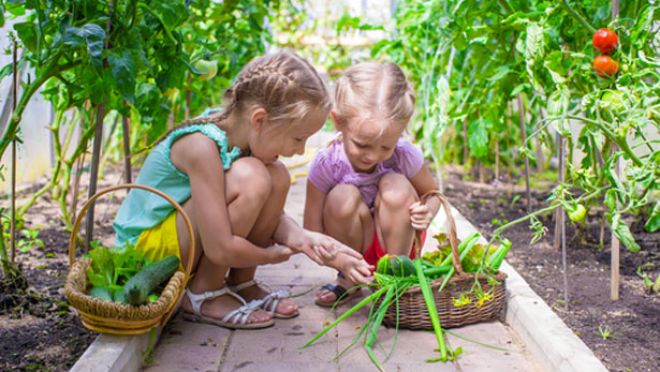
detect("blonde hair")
[334,62,415,131]
[187,52,331,127]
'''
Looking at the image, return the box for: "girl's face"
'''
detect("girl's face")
[250,108,327,164]
[339,116,405,173]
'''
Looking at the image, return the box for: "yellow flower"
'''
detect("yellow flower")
[475,292,494,308]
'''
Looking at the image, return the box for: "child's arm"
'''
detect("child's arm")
[408,165,442,230]
[171,133,292,267]
[303,180,326,232]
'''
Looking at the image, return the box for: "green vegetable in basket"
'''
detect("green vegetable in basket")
[376,255,416,277]
[86,243,148,301]
[124,255,180,306]
[86,243,147,290]
[88,286,113,301]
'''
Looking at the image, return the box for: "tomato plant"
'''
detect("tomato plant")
[373,0,658,255]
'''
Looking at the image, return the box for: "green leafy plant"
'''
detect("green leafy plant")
[598,324,612,340]
[85,242,148,302]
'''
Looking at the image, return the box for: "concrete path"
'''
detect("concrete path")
[141,140,544,372]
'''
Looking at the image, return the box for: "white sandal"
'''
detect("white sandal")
[229,280,299,319]
[182,287,274,329]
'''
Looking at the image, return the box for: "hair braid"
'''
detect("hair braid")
[162,52,330,143]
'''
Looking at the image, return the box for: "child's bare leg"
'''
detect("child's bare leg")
[316,184,372,304]
[374,173,417,255]
[226,160,298,316]
[177,157,275,324]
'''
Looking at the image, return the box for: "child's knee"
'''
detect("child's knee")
[231,157,272,199]
[266,160,291,197]
[324,184,363,219]
[378,174,416,208]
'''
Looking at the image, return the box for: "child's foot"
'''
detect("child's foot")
[181,287,273,329]
[315,273,362,308]
[229,280,299,319]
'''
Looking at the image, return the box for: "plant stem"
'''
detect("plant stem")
[497,0,513,14]
[561,0,597,34]
[489,187,608,243]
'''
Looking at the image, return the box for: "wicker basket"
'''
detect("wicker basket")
[64,184,196,335]
[380,193,507,330]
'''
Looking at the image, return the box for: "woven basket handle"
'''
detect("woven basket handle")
[413,190,464,276]
[68,183,196,280]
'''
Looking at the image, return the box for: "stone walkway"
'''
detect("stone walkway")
[142,133,544,372]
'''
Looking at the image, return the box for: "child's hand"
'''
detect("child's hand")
[338,255,373,285]
[296,230,363,265]
[266,243,295,264]
[409,201,433,230]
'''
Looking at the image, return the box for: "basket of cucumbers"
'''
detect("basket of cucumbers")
[64,184,195,335]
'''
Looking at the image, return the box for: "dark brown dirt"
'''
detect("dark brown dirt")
[1,176,122,372]
[443,166,660,372]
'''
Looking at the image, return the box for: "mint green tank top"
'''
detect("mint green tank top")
[113,110,242,246]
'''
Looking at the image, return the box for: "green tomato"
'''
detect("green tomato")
[568,204,587,223]
[193,59,218,80]
[599,91,625,113]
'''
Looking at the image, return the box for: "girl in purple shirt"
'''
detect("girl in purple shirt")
[304,62,442,307]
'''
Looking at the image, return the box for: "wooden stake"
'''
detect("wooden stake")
[122,115,132,183]
[85,105,105,248]
[494,139,500,181]
[462,118,468,165]
[536,110,545,172]
[10,40,18,263]
[610,0,621,302]
[517,94,531,213]
[561,202,569,310]
[554,135,565,252]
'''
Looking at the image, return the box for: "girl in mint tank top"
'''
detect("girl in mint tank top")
[112,52,371,330]
[304,62,442,308]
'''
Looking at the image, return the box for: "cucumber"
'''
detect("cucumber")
[123,255,180,306]
[376,255,416,277]
[113,289,127,304]
[88,286,113,301]
[390,255,416,277]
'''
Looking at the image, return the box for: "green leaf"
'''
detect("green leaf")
[5,1,25,17]
[644,202,659,233]
[0,63,13,82]
[63,23,105,65]
[468,118,490,160]
[108,50,137,102]
[488,66,512,84]
[611,213,640,253]
[14,21,37,53]
[604,189,617,211]
[86,246,114,287]
[146,1,189,32]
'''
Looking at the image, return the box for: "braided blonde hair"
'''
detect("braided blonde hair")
[334,62,415,132]
[185,52,331,129]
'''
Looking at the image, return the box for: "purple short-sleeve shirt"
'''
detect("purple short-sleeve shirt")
[308,136,424,207]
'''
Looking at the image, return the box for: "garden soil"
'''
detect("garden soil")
[1,178,120,372]
[443,166,659,372]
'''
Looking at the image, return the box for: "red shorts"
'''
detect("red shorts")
[362,228,427,266]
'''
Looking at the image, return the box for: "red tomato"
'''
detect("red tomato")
[593,55,619,77]
[592,28,618,54]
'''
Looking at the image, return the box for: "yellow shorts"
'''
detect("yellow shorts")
[135,212,184,271]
